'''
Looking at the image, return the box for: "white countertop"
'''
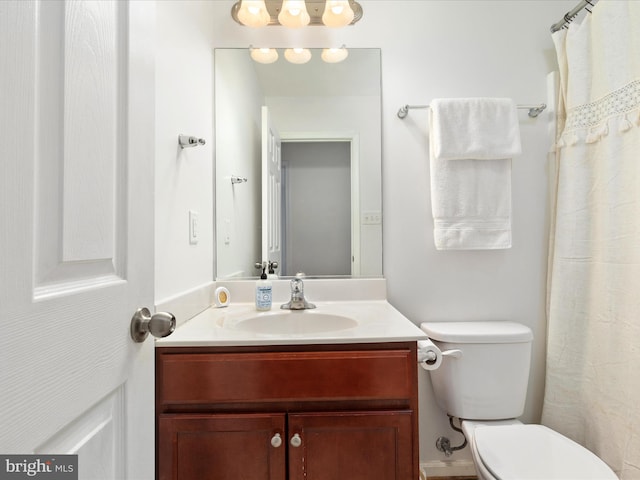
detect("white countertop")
[155,300,427,347]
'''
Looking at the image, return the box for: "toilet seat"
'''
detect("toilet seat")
[473,424,618,480]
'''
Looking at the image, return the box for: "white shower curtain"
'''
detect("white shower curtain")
[542,1,640,478]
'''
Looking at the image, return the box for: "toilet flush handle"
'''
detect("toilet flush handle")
[441,349,462,359]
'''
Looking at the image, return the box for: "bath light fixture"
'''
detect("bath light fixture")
[236,0,270,27]
[321,46,348,63]
[278,0,310,28]
[249,47,350,64]
[284,47,312,64]
[250,47,279,64]
[231,0,363,27]
[322,1,354,27]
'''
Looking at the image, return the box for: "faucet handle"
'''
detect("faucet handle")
[290,277,303,293]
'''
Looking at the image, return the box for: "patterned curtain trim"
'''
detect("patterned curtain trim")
[556,78,640,148]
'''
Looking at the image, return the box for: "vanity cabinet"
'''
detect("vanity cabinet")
[156,342,419,480]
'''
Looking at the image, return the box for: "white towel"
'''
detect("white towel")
[429,98,521,250]
[430,98,522,160]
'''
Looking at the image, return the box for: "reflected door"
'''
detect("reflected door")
[261,106,282,270]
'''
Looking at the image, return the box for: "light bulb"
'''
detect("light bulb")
[321,47,349,63]
[278,1,310,28]
[284,48,312,64]
[322,0,354,27]
[250,48,279,64]
[237,0,270,27]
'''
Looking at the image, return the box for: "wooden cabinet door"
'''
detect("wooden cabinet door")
[287,411,415,480]
[158,413,286,480]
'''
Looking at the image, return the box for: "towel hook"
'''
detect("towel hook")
[231,176,248,184]
[178,134,206,149]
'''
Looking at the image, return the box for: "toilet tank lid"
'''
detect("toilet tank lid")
[420,321,533,343]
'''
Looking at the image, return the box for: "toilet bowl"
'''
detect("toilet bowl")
[420,321,618,480]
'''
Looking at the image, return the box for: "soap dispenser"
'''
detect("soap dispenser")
[255,264,272,311]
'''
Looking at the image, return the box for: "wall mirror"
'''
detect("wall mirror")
[214,48,382,279]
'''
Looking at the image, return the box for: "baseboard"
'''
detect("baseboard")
[420,460,477,478]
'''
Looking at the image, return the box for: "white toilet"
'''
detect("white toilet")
[420,321,618,480]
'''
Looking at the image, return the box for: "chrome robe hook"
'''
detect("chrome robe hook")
[178,134,206,149]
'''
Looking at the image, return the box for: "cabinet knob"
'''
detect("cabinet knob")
[290,433,302,448]
[271,433,282,448]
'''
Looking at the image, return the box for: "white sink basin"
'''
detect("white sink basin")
[232,311,358,335]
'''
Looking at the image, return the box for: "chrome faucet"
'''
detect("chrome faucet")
[281,274,316,310]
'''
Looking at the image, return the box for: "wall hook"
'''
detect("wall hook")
[231,176,248,184]
[178,134,206,149]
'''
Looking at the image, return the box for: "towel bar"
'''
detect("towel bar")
[397,103,547,119]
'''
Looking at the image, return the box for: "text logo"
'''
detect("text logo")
[0,455,77,480]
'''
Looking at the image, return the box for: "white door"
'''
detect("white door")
[261,106,282,272]
[1,1,157,479]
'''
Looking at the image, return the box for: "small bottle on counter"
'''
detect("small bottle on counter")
[255,265,272,311]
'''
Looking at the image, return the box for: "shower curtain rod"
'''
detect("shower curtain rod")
[550,0,596,33]
[396,103,547,119]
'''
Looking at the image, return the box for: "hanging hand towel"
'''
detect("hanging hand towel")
[429,98,521,250]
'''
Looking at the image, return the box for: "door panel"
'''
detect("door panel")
[158,414,286,480]
[0,1,155,478]
[35,388,126,479]
[34,0,125,297]
[288,411,414,480]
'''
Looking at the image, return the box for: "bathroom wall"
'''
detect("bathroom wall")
[155,0,215,302]
[155,0,577,474]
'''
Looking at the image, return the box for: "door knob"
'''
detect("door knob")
[130,307,176,343]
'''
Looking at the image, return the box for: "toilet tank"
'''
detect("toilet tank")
[421,321,533,420]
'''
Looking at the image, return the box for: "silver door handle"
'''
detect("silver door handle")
[130,307,176,343]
